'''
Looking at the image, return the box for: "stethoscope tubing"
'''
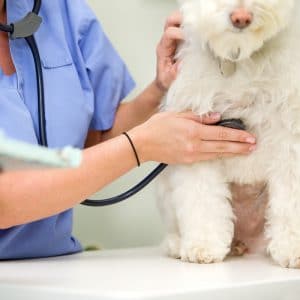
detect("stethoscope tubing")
[25,35,48,147]
[82,163,168,207]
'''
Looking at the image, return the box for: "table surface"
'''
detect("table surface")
[1,247,300,300]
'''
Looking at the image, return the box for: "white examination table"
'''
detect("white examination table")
[1,247,300,300]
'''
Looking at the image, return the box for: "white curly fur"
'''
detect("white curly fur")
[157,0,300,268]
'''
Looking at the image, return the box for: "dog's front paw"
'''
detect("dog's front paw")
[180,240,230,264]
[268,236,300,268]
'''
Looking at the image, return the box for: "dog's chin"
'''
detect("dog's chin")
[208,35,265,62]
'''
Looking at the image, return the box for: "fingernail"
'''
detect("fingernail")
[249,145,256,152]
[209,112,221,120]
[246,137,256,144]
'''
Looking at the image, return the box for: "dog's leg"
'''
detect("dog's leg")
[266,153,300,268]
[162,230,181,259]
[169,163,235,264]
[157,172,181,259]
[159,208,181,260]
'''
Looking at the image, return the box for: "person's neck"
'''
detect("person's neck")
[0,1,6,26]
[0,1,5,16]
[0,0,5,16]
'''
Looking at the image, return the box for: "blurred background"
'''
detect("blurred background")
[73,0,177,249]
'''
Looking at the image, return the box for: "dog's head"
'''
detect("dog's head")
[180,0,295,61]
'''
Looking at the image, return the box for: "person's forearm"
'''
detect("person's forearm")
[0,135,139,229]
[102,81,165,141]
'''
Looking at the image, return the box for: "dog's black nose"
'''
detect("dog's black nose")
[231,8,253,30]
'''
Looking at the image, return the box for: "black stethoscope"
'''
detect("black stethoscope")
[0,0,168,207]
[0,0,245,207]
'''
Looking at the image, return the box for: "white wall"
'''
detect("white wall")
[73,0,177,249]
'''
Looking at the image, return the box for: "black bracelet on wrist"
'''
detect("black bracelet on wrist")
[122,132,141,167]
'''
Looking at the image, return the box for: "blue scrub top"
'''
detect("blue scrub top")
[0,0,135,259]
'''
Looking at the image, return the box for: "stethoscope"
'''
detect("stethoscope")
[0,0,245,207]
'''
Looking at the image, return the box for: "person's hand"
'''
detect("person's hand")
[129,112,257,165]
[155,11,184,93]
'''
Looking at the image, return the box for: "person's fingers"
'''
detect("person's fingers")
[200,140,256,154]
[176,111,206,123]
[164,11,182,30]
[177,111,220,123]
[199,125,256,144]
[200,113,221,124]
[162,27,184,48]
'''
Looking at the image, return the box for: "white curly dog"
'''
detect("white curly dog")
[157,0,300,268]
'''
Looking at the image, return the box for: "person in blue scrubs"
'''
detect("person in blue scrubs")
[0,0,256,259]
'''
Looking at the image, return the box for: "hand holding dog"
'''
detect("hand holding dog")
[129,112,256,165]
[155,11,184,92]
